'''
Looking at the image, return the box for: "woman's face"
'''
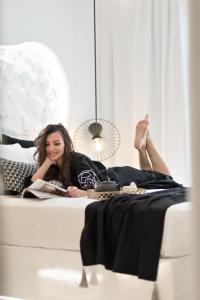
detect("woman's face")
[45,131,65,162]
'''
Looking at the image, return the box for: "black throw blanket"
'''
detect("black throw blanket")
[80,187,187,281]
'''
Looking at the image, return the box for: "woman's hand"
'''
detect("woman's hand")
[43,156,57,167]
[67,186,87,197]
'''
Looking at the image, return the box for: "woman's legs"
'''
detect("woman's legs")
[146,133,171,175]
[134,116,171,175]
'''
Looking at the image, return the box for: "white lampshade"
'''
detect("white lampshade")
[90,137,105,152]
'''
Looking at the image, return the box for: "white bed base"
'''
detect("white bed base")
[0,195,192,300]
[0,245,192,300]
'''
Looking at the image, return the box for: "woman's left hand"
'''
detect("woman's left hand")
[67,186,87,197]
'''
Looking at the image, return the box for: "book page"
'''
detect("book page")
[28,179,67,193]
[23,179,68,198]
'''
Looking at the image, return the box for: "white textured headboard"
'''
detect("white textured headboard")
[0,42,70,140]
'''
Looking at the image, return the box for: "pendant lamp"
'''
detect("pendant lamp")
[74,0,120,161]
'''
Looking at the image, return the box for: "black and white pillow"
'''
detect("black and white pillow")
[0,158,37,193]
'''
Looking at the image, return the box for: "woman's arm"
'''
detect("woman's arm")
[31,157,55,182]
[67,186,87,197]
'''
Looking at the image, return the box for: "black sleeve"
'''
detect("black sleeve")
[70,152,106,190]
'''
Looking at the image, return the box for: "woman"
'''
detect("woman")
[25,116,180,197]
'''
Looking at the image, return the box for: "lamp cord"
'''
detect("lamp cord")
[93,0,98,123]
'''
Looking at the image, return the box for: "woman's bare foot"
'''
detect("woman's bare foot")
[134,115,149,150]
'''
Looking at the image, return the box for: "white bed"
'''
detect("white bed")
[0,194,192,300]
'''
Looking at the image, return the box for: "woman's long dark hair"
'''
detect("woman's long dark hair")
[34,124,74,187]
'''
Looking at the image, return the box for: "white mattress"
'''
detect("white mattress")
[160,202,192,257]
[0,196,94,252]
[0,195,191,257]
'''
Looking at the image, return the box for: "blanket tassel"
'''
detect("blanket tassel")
[79,268,88,288]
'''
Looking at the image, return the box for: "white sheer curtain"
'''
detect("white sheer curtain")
[98,0,190,185]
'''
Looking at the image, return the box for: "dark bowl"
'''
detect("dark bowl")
[95,181,120,192]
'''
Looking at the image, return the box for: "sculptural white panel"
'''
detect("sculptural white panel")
[0,42,70,139]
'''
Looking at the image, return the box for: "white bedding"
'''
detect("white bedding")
[0,196,93,251]
[0,195,191,258]
[161,202,191,257]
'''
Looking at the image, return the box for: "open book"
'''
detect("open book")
[22,179,68,199]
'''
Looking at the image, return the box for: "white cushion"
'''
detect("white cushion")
[22,147,37,163]
[0,144,37,164]
[0,144,26,162]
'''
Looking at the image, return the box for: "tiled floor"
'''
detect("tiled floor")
[0,245,154,300]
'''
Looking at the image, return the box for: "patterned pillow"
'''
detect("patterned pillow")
[0,158,37,193]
